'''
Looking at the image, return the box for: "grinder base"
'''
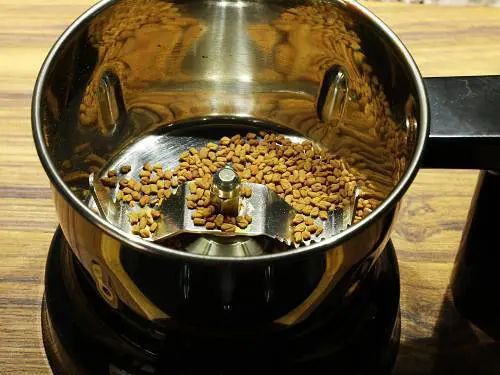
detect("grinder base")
[42,228,400,374]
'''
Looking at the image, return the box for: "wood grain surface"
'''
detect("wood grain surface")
[0,1,499,373]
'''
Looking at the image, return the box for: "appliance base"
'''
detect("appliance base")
[42,228,401,374]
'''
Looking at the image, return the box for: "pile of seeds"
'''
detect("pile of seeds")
[100,131,378,245]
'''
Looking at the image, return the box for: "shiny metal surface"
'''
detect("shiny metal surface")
[32,0,427,325]
[89,124,359,248]
[211,165,241,216]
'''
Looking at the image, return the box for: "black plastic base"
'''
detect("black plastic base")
[42,229,401,374]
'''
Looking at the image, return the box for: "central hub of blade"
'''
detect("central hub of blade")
[211,165,241,216]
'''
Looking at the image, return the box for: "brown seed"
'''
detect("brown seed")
[295,222,306,232]
[193,218,206,226]
[150,222,158,232]
[205,221,216,230]
[207,142,218,151]
[221,223,236,232]
[292,214,304,225]
[139,228,151,238]
[310,207,319,218]
[294,232,302,243]
[302,231,311,241]
[244,214,252,224]
[307,225,318,234]
[215,214,224,227]
[140,195,149,207]
[120,165,132,174]
[302,205,312,215]
[149,184,158,194]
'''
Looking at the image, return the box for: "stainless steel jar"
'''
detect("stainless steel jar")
[32,0,428,329]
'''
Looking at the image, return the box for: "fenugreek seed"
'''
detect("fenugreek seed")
[244,214,252,224]
[171,179,178,188]
[123,194,132,202]
[292,214,304,224]
[164,190,172,199]
[132,191,141,200]
[236,219,249,229]
[247,132,256,139]
[133,182,142,192]
[294,232,302,243]
[151,210,160,219]
[143,163,153,171]
[139,228,151,238]
[192,210,204,219]
[292,190,301,199]
[205,221,216,230]
[150,222,158,232]
[150,197,159,206]
[150,175,159,184]
[123,187,132,194]
[307,225,318,234]
[107,170,117,178]
[316,225,324,236]
[295,222,306,232]
[187,200,196,209]
[311,207,319,218]
[140,195,149,207]
[139,217,147,229]
[220,136,231,145]
[157,180,165,189]
[319,210,328,220]
[141,185,151,195]
[215,214,224,227]
[116,190,124,201]
[191,217,205,226]
[207,142,218,151]
[280,179,292,190]
[119,178,129,187]
[302,205,312,215]
[233,163,244,172]
[149,184,158,194]
[302,231,311,241]
[120,165,132,174]
[139,170,151,178]
[221,223,236,232]
[128,212,139,224]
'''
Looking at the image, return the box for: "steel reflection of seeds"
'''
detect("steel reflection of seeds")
[107,132,378,247]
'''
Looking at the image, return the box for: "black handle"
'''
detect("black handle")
[422,76,500,170]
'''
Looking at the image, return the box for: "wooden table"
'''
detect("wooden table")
[1,1,499,373]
